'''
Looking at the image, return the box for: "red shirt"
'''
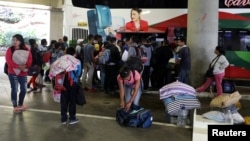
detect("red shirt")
[125,19,148,31]
[5,46,32,76]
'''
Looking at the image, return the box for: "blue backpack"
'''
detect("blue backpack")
[116,105,153,128]
[99,49,111,65]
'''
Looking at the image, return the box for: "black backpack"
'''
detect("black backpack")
[4,46,15,75]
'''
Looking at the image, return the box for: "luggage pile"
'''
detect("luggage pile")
[159,80,201,125]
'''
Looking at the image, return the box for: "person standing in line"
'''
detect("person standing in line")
[38,39,48,52]
[98,41,110,91]
[5,34,32,113]
[92,35,101,86]
[127,36,138,58]
[104,37,121,94]
[196,46,229,97]
[27,39,43,92]
[75,39,84,81]
[122,38,130,53]
[62,35,69,49]
[82,34,96,91]
[37,39,48,88]
[140,38,153,90]
[151,40,173,88]
[44,40,57,82]
[175,37,191,84]
[60,47,82,125]
[75,39,84,58]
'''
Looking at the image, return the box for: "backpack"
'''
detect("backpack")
[222,80,236,93]
[134,45,148,63]
[116,104,153,128]
[123,56,144,75]
[99,49,111,65]
[4,46,15,75]
[211,80,236,94]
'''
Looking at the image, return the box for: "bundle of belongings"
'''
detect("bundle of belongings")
[160,81,201,124]
[202,91,245,124]
[49,54,81,103]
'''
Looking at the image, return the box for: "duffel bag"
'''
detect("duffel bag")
[116,104,153,128]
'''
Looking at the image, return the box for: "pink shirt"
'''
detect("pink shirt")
[117,70,141,88]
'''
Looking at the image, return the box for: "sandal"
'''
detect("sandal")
[18,105,28,111]
[13,107,22,113]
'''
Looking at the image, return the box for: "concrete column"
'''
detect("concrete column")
[50,8,63,40]
[187,0,219,87]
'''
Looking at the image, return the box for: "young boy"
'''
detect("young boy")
[59,47,82,125]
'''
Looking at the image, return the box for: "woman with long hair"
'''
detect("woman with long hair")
[5,34,32,113]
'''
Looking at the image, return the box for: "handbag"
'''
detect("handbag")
[205,55,221,77]
[205,68,214,77]
[4,62,8,75]
[28,65,41,76]
[76,84,86,106]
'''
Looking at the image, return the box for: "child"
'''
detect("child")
[59,47,82,125]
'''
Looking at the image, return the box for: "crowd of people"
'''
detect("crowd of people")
[5,33,229,124]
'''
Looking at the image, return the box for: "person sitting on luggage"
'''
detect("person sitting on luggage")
[117,66,142,112]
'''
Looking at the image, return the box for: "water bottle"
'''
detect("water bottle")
[224,110,233,124]
[177,108,188,127]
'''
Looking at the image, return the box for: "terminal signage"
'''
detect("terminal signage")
[224,0,250,7]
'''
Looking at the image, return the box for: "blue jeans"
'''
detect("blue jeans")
[177,69,190,84]
[8,74,27,107]
[124,83,143,106]
[99,65,105,90]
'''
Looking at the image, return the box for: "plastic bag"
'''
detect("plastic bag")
[122,50,128,62]
[53,90,61,103]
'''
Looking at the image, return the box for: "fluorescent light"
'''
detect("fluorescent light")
[141,10,151,15]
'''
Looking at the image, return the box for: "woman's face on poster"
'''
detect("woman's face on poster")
[131,10,140,22]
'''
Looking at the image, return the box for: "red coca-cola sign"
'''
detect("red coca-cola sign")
[224,0,250,7]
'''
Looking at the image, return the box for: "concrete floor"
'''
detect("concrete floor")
[0,76,193,141]
[0,56,193,141]
[0,56,249,141]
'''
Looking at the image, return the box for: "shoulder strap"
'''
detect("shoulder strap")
[10,46,15,53]
[210,55,221,68]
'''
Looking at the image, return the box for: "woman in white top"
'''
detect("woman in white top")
[196,46,229,96]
